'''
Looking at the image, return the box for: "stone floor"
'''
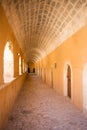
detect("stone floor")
[3,74,87,130]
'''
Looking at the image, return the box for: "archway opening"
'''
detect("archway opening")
[4,41,14,82]
[83,64,87,113]
[33,68,35,73]
[28,67,30,73]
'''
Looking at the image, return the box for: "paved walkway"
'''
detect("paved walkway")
[3,74,87,130]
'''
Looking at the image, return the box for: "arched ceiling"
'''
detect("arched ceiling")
[1,0,87,62]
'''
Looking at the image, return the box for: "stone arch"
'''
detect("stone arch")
[26,48,46,62]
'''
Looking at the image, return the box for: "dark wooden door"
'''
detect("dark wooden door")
[67,66,71,98]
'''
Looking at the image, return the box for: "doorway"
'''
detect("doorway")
[67,65,71,98]
[28,67,30,73]
[64,63,72,98]
[33,68,35,73]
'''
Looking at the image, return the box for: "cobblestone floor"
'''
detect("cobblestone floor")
[3,74,87,130]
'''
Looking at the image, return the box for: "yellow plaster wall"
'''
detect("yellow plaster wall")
[0,5,25,82]
[0,73,27,130]
[36,25,87,111]
[0,5,28,129]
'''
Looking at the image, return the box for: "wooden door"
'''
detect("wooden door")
[67,66,71,98]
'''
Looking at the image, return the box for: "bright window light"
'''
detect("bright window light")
[4,41,14,82]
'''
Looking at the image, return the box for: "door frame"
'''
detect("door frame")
[64,62,73,100]
[67,65,71,98]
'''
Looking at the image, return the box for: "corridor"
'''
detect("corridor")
[3,74,87,130]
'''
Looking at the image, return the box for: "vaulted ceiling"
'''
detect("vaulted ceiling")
[1,0,87,62]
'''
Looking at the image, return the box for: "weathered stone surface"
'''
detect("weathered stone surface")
[3,74,87,130]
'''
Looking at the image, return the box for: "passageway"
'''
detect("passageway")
[3,74,87,130]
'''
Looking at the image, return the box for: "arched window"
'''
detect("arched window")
[4,41,14,82]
